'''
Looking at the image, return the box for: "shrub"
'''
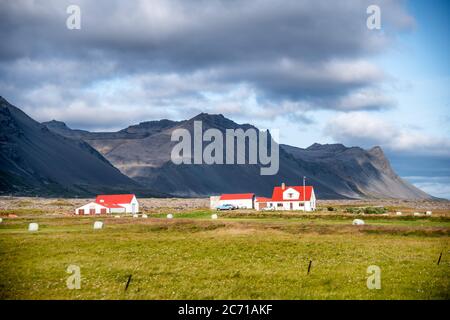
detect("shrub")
[363,207,387,214]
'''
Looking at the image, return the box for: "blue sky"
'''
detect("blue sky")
[0,0,449,198]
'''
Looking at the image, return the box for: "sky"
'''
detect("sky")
[0,0,449,198]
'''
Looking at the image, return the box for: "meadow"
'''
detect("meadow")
[0,197,449,300]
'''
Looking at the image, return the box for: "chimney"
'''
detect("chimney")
[281,182,285,190]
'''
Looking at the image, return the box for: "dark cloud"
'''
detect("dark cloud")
[0,0,414,128]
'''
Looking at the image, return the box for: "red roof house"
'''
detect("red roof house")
[255,183,316,211]
[75,194,139,215]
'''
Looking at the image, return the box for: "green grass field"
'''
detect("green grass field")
[0,212,449,299]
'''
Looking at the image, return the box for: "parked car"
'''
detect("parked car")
[216,204,236,211]
[262,206,275,211]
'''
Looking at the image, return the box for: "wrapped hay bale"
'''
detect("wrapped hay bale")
[211,214,218,220]
[167,214,173,219]
[142,214,148,218]
[352,219,365,225]
[28,223,39,231]
[93,221,103,229]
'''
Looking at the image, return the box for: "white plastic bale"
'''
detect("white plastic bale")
[114,215,120,218]
[167,214,173,219]
[426,211,432,216]
[28,222,39,231]
[396,212,402,216]
[211,214,218,220]
[93,221,103,229]
[142,214,148,218]
[133,214,139,218]
[413,212,421,216]
[352,219,365,225]
[0,218,3,223]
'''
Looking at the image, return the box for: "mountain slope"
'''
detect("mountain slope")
[44,112,431,199]
[0,97,163,197]
[281,143,430,199]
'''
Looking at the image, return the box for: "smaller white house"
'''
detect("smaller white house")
[216,193,255,209]
[75,194,139,215]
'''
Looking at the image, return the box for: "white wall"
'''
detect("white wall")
[210,196,221,209]
[75,202,109,215]
[282,188,300,200]
[266,201,314,211]
[116,196,139,213]
[255,201,269,210]
[218,199,254,209]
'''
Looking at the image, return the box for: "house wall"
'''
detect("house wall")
[282,188,300,200]
[218,198,254,209]
[266,200,314,211]
[75,203,109,215]
[116,196,139,213]
[255,201,269,210]
[210,196,221,209]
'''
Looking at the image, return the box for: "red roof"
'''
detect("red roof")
[96,194,135,205]
[256,197,271,202]
[220,193,254,200]
[271,186,313,201]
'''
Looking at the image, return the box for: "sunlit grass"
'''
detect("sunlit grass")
[0,214,448,300]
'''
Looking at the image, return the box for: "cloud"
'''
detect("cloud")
[0,0,414,129]
[324,112,450,156]
[404,176,450,200]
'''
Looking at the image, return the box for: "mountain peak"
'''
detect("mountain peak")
[191,112,226,121]
[307,143,347,152]
[42,120,70,130]
[368,146,388,161]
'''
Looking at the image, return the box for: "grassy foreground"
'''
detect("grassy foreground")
[0,213,449,299]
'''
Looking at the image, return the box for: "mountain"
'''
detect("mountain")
[0,97,164,197]
[44,112,431,199]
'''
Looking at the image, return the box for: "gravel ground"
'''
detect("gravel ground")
[0,196,449,215]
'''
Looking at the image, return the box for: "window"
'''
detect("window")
[288,193,293,198]
[277,203,283,207]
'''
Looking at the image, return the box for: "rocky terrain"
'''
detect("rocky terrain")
[0,97,164,197]
[45,113,431,199]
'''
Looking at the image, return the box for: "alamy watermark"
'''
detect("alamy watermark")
[66,264,81,289]
[170,121,279,175]
[66,5,81,30]
[367,265,381,289]
[366,5,381,30]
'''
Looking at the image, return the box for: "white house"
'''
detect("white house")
[75,194,139,215]
[255,183,316,211]
[217,193,255,209]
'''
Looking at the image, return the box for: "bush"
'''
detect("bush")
[345,207,360,214]
[363,207,387,214]
[345,207,387,214]
[327,206,336,212]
